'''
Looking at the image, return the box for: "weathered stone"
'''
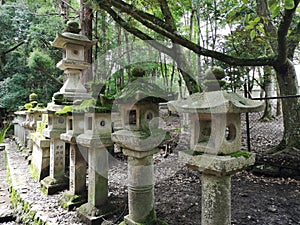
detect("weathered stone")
[201,173,231,225]
[179,150,255,176]
[112,77,167,225]
[168,90,264,225]
[30,134,50,181]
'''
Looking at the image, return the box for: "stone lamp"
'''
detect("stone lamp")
[168,90,264,225]
[58,105,87,211]
[40,106,68,195]
[40,21,94,195]
[30,108,51,182]
[111,77,167,225]
[76,99,113,225]
[51,21,95,102]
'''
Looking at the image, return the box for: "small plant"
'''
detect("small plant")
[0,123,11,144]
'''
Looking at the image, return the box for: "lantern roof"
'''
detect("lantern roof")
[115,78,168,104]
[51,32,96,49]
[168,91,264,114]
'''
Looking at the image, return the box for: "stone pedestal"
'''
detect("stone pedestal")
[30,134,50,181]
[77,146,110,225]
[123,150,157,225]
[201,173,231,225]
[179,150,255,225]
[88,146,108,207]
[60,143,87,210]
[40,138,68,195]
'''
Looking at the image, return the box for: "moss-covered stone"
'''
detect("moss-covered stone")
[55,105,73,115]
[115,78,168,103]
[228,151,251,158]
[29,93,38,102]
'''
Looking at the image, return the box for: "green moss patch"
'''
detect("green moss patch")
[217,151,251,158]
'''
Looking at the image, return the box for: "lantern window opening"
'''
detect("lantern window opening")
[68,118,73,131]
[127,110,137,125]
[48,116,53,126]
[225,123,236,142]
[146,111,154,121]
[100,120,105,127]
[58,117,65,124]
[198,120,212,144]
[87,116,93,130]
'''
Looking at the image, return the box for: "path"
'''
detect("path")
[0,143,14,223]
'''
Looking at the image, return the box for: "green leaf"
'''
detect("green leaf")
[270,3,281,18]
[253,17,261,23]
[245,25,254,30]
[284,0,294,9]
[256,23,265,34]
[250,30,256,40]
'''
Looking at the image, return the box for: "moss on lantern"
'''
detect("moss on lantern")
[55,105,73,115]
[75,99,112,113]
[115,78,167,103]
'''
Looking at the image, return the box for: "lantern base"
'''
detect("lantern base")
[179,150,255,176]
[59,190,87,211]
[77,202,117,225]
[40,176,69,195]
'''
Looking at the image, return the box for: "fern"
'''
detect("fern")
[0,123,11,144]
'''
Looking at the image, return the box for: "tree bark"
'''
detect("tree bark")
[98,0,300,151]
[275,60,300,149]
[261,66,276,121]
[80,0,93,85]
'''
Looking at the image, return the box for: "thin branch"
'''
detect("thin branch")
[99,0,277,66]
[277,0,300,64]
[36,66,63,85]
[100,4,174,57]
[3,41,25,55]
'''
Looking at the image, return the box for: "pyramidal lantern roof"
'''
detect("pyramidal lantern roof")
[51,21,96,49]
[168,91,264,114]
[115,78,168,104]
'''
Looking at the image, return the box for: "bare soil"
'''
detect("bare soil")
[1,110,299,225]
[105,111,300,225]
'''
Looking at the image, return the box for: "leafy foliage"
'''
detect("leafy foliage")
[0,1,64,112]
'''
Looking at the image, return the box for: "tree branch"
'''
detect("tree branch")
[3,41,25,55]
[256,0,278,51]
[36,66,63,85]
[287,22,300,59]
[100,3,174,57]
[276,0,299,64]
[98,0,277,66]
[108,0,174,32]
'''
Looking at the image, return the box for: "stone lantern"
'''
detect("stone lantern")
[168,91,264,225]
[76,99,113,224]
[51,21,95,102]
[30,108,51,182]
[57,105,87,210]
[40,21,94,195]
[40,105,68,195]
[111,76,167,225]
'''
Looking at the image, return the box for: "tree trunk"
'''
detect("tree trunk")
[275,60,300,150]
[80,0,93,85]
[261,66,276,121]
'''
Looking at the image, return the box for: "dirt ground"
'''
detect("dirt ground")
[1,110,299,225]
[105,111,300,225]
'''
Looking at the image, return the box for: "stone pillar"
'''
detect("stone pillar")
[41,138,68,195]
[69,144,86,196]
[122,149,157,225]
[201,173,231,225]
[30,136,50,181]
[50,139,66,179]
[88,146,108,207]
[77,146,111,225]
[60,143,87,210]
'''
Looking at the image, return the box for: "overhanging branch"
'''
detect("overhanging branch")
[98,0,277,67]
